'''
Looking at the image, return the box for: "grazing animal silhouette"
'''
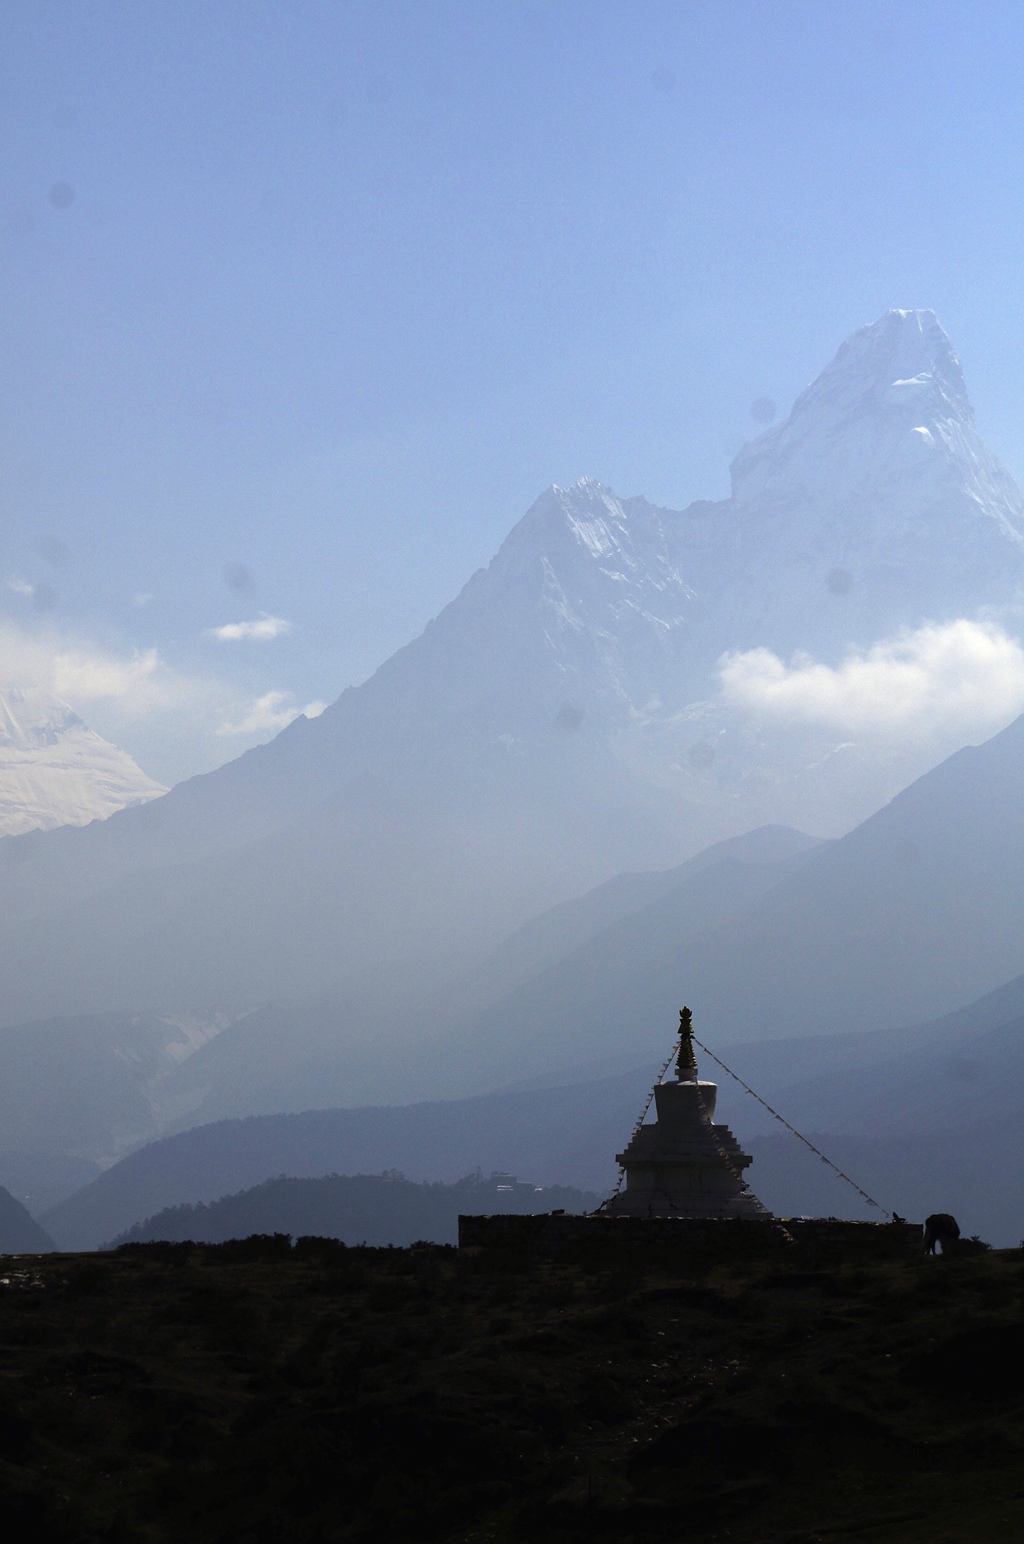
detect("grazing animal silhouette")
[923,1213,961,1254]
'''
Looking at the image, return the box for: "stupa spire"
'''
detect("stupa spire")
[676,1005,698,1082]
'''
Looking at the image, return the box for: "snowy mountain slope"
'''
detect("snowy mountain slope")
[0,311,1021,1026]
[0,689,166,836]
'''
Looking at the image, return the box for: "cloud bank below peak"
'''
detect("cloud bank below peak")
[718,618,1024,740]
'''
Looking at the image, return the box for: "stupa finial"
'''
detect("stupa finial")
[676,1005,698,1081]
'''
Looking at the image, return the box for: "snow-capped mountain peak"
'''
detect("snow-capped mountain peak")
[730,309,1024,551]
[794,308,971,425]
[491,478,690,608]
[454,478,698,702]
[0,688,167,837]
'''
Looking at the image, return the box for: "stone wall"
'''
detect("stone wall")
[458,1212,923,1262]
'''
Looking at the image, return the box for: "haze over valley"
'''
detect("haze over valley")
[2,309,1024,1247]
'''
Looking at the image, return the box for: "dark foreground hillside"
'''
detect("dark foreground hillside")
[2,1237,1024,1541]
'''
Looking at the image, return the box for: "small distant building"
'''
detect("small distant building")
[607,1008,770,1220]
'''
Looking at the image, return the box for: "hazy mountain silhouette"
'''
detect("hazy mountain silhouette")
[736,971,1024,1140]
[0,828,816,1174]
[42,965,1024,1252]
[108,1172,599,1251]
[149,827,824,1122]
[439,710,1024,1086]
[7,689,1024,1202]
[43,1078,652,1250]
[747,1121,1024,1248]
[0,1010,232,1161]
[0,311,1020,1029]
[0,1185,56,1253]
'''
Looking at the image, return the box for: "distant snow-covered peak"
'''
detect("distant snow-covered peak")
[0,688,167,837]
[0,688,85,750]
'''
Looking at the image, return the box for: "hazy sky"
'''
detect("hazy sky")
[3,0,1024,783]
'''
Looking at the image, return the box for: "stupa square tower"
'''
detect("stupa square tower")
[608,1008,770,1220]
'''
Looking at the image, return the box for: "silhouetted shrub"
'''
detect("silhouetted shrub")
[116,1241,195,1266]
[208,1233,293,1263]
[293,1235,347,1263]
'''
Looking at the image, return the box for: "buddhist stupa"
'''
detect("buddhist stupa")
[608,1008,770,1219]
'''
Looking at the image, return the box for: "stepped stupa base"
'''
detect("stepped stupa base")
[605,1187,768,1220]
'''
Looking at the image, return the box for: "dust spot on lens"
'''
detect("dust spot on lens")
[750,397,776,425]
[688,743,715,770]
[38,536,71,570]
[31,584,58,612]
[826,567,853,595]
[49,182,75,210]
[948,1058,981,1084]
[555,702,584,733]
[651,68,676,93]
[0,835,37,867]
[223,563,254,593]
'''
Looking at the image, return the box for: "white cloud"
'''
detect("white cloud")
[206,614,291,642]
[8,577,35,599]
[133,591,153,608]
[0,619,326,731]
[52,644,168,709]
[217,691,327,736]
[719,619,1024,737]
[0,622,191,718]
[0,617,330,784]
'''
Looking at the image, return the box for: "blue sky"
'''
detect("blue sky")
[3,0,1024,782]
